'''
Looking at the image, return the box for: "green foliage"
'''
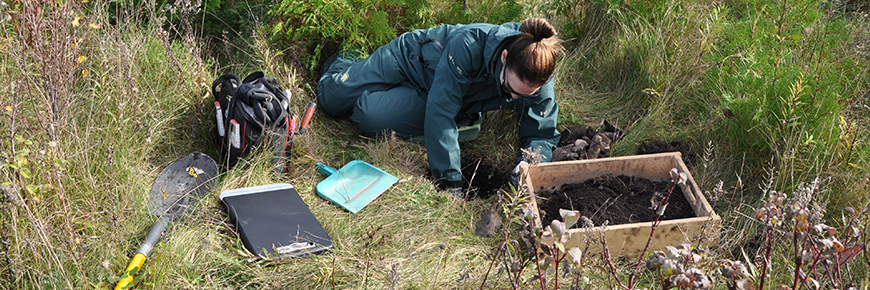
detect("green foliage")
[107,0,264,43]
[707,0,865,181]
[1,136,60,203]
[544,0,661,40]
[268,0,523,71]
[596,0,659,16]
[429,0,523,26]
[200,0,272,36]
[269,0,401,70]
[541,0,587,41]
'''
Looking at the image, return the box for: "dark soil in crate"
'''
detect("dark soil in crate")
[536,174,696,228]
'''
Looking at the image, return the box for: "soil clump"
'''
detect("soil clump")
[536,174,696,228]
[552,120,624,162]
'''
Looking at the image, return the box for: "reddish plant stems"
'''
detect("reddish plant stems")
[792,226,802,290]
[512,263,526,290]
[821,262,836,287]
[513,267,524,290]
[629,179,677,287]
[601,231,627,289]
[479,243,501,290]
[864,220,869,269]
[554,258,560,290]
[798,242,824,290]
[758,222,774,290]
[833,253,842,288]
[533,247,545,290]
[629,216,661,287]
[661,272,672,290]
[509,248,527,289]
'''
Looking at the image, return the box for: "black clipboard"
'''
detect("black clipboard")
[221,183,333,258]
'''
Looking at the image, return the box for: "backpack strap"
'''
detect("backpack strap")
[244,71,293,173]
[242,71,286,104]
[241,71,266,83]
[212,74,241,101]
[241,71,290,127]
[212,74,242,120]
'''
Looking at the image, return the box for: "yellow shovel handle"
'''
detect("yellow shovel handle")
[115,253,147,290]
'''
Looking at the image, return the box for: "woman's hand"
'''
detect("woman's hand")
[510,161,529,188]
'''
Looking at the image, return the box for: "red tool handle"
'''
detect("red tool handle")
[299,102,316,134]
[288,113,297,138]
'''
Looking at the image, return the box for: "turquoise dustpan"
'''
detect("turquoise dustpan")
[315,160,398,213]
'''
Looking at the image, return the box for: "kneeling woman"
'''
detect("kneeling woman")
[317,17,563,196]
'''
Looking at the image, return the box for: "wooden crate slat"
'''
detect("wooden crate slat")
[523,152,721,257]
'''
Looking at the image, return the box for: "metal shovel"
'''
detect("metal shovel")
[115,152,218,290]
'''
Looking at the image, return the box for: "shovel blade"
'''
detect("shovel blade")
[148,152,218,219]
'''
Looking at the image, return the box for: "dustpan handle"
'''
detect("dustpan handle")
[315,162,338,176]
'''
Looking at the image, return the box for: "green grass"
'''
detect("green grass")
[2,0,869,289]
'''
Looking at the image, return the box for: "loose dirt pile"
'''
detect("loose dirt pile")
[457,120,626,199]
[552,120,623,162]
[536,174,696,228]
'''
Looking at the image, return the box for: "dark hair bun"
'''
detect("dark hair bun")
[519,18,556,40]
[506,17,563,85]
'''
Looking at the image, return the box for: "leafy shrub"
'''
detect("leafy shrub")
[269,0,404,70]
[268,0,523,71]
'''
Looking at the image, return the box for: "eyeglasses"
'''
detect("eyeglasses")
[501,67,541,98]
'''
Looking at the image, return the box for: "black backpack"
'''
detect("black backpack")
[212,71,292,172]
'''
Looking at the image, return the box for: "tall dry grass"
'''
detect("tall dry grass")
[552,0,728,158]
[1,0,868,289]
[1,0,212,288]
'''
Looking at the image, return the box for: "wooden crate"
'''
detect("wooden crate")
[521,152,720,257]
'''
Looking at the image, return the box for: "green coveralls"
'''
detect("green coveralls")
[317,22,560,185]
